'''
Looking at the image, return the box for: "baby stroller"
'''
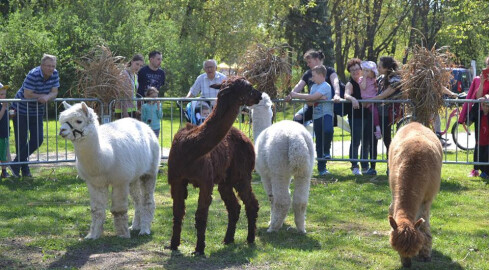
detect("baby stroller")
[184,100,212,125]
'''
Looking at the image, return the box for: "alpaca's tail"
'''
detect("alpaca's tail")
[288,133,315,175]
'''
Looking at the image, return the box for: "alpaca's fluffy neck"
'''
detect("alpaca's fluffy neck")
[72,127,108,173]
[189,96,242,158]
[393,208,417,223]
[251,106,272,142]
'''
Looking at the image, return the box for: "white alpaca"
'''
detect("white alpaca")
[251,93,315,233]
[59,102,160,239]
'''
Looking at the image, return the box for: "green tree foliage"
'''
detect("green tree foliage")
[0,8,57,96]
[284,0,335,70]
[437,0,489,68]
[0,0,487,98]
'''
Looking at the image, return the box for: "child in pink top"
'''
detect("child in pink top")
[359,61,382,139]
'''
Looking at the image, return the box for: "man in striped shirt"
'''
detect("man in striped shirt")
[10,54,59,178]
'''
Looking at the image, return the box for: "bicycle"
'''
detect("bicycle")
[396,94,475,151]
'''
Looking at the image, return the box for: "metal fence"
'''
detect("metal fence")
[0,97,486,168]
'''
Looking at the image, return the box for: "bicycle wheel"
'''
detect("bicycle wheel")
[451,122,476,151]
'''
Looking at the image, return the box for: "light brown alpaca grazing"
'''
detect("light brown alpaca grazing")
[167,77,262,255]
[388,122,442,268]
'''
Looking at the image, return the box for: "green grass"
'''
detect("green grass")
[0,163,488,269]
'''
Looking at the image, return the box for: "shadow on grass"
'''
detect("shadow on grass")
[0,172,81,192]
[256,227,321,251]
[163,243,259,270]
[440,179,468,192]
[48,231,153,269]
[393,249,464,270]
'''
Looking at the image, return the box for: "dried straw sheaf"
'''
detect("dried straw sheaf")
[76,45,130,114]
[400,45,453,127]
[239,44,292,99]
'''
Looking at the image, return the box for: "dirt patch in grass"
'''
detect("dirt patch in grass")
[0,237,270,269]
[0,237,163,269]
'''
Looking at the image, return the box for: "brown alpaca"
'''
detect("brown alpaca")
[388,122,442,268]
[167,77,262,255]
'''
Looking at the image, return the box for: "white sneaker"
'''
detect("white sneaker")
[352,167,362,176]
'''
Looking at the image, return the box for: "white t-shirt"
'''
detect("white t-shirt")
[189,72,227,101]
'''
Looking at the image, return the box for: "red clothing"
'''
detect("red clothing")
[480,114,489,146]
[459,77,489,124]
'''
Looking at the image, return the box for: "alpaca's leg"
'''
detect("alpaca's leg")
[111,184,130,238]
[268,177,291,232]
[129,180,142,231]
[292,175,310,233]
[138,174,156,235]
[218,183,241,244]
[417,202,433,262]
[261,173,273,202]
[194,187,213,255]
[235,178,259,243]
[260,175,273,227]
[85,183,108,239]
[170,181,188,251]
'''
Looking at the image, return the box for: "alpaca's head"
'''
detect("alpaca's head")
[59,102,99,141]
[251,92,272,109]
[250,92,273,121]
[389,216,426,268]
[211,76,262,106]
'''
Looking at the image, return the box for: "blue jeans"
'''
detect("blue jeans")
[12,114,44,171]
[314,114,334,172]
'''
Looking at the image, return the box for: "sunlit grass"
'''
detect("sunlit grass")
[0,163,487,269]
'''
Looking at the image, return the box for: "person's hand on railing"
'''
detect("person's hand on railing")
[332,94,341,103]
[351,98,360,109]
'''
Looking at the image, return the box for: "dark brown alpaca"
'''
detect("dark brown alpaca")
[388,122,442,268]
[168,77,262,255]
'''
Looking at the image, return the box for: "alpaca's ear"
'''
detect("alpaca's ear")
[414,218,425,229]
[62,101,72,109]
[81,102,90,117]
[389,216,398,230]
[210,83,221,89]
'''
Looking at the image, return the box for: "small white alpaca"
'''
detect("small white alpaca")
[251,93,315,233]
[59,102,160,239]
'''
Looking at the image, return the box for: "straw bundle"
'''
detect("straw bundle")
[400,45,453,127]
[239,44,292,99]
[75,45,130,114]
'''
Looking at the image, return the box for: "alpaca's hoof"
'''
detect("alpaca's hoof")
[247,236,255,244]
[129,225,140,231]
[223,238,234,245]
[164,244,178,251]
[416,255,431,262]
[192,250,205,256]
[138,228,151,236]
[84,233,100,240]
[117,231,131,238]
[267,227,278,233]
[401,257,412,268]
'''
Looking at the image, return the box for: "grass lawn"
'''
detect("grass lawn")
[0,162,488,269]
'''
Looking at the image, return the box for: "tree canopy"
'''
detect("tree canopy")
[0,0,488,97]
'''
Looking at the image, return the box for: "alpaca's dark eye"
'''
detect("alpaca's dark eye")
[76,120,82,124]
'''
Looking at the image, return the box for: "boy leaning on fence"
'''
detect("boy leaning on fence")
[289,65,334,176]
[0,83,11,178]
